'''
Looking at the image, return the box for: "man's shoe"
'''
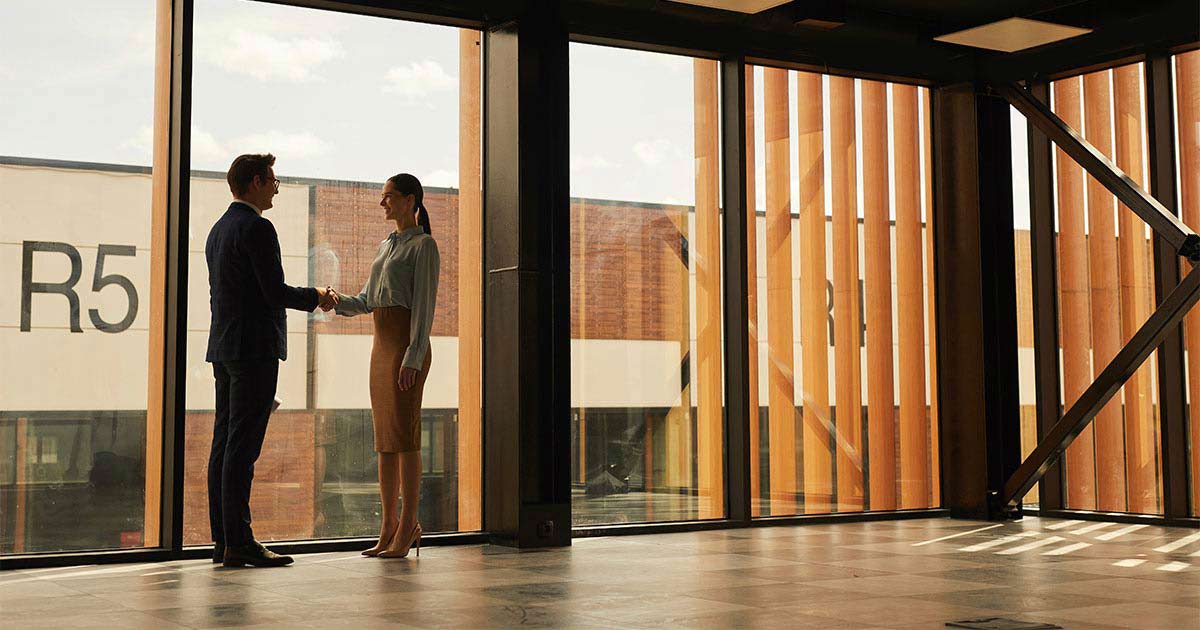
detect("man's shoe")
[223,542,293,568]
[213,543,225,564]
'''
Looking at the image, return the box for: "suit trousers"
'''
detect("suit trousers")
[208,359,279,547]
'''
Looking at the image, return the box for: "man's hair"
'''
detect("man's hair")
[226,153,276,196]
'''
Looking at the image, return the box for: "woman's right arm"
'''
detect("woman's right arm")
[334,280,372,317]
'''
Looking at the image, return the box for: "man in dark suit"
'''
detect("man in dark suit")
[205,153,338,567]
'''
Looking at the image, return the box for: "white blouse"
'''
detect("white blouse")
[335,226,440,371]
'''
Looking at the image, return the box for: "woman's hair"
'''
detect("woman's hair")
[387,173,431,236]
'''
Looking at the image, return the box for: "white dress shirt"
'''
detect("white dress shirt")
[335,226,441,371]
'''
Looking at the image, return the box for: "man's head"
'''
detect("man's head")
[226,153,278,211]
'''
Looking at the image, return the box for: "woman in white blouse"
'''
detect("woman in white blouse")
[333,173,440,559]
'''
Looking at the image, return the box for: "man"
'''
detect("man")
[205,153,338,567]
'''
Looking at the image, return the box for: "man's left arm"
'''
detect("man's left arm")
[246,218,319,312]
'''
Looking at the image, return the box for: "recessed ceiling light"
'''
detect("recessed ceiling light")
[669,0,793,14]
[934,17,1092,53]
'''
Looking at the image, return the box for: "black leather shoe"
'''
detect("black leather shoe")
[213,543,225,564]
[223,542,293,568]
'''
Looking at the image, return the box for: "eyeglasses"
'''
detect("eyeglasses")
[270,178,280,192]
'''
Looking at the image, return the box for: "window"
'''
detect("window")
[569,44,725,525]
[1,0,161,553]
[1051,64,1162,515]
[1173,49,1200,516]
[183,0,481,543]
[744,66,939,516]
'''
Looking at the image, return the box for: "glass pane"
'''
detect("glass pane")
[745,67,939,516]
[1011,106,1040,507]
[1,0,160,553]
[1174,49,1200,516]
[1052,65,1163,515]
[569,43,725,525]
[184,0,481,544]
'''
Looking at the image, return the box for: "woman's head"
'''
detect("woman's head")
[381,173,431,235]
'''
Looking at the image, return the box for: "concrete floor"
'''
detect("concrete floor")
[2,517,1197,629]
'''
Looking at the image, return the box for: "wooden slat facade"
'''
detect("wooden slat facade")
[829,76,864,511]
[745,67,762,517]
[764,67,798,513]
[693,58,724,520]
[456,29,483,531]
[861,80,896,511]
[1082,70,1127,512]
[797,71,833,513]
[1053,77,1098,510]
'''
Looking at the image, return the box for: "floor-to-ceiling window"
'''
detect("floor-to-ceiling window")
[0,0,163,553]
[569,43,726,525]
[1051,64,1163,515]
[1011,106,1041,509]
[1174,48,1200,516]
[743,66,939,516]
[183,0,481,544]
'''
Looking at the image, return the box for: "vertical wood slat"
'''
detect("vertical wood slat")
[922,87,940,506]
[1082,70,1127,512]
[13,417,29,553]
[1113,63,1160,514]
[143,0,175,548]
[894,83,929,509]
[861,80,896,510]
[763,67,798,514]
[1054,77,1097,510]
[745,67,762,516]
[694,59,724,519]
[797,71,832,513]
[664,201,693,497]
[830,76,864,511]
[456,29,483,532]
[1177,50,1200,516]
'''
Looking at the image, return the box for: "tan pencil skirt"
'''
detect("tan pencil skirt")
[369,306,430,453]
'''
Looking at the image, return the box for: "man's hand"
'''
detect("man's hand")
[398,367,418,391]
[317,286,340,311]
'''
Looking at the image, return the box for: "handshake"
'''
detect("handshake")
[316,286,341,312]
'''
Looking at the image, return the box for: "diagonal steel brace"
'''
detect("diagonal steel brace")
[998,265,1200,511]
[998,82,1200,262]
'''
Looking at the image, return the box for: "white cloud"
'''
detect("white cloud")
[571,154,619,172]
[422,169,458,188]
[633,139,679,167]
[230,131,328,160]
[200,30,344,82]
[192,129,229,165]
[120,126,155,162]
[383,60,456,100]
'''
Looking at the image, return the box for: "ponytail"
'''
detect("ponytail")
[387,172,431,236]
[416,200,432,236]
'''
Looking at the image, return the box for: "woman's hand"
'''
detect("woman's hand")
[398,367,419,391]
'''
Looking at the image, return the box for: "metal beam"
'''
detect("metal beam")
[996,82,1200,262]
[1000,265,1200,511]
[719,56,752,525]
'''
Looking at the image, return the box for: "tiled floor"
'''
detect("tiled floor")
[2,517,1197,629]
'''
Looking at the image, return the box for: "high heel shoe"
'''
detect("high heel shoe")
[378,522,421,559]
[361,524,399,557]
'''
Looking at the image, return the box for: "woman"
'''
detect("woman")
[333,173,439,559]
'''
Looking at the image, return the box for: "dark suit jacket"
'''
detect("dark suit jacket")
[205,202,318,362]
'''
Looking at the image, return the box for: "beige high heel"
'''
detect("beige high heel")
[378,523,421,559]
[361,524,399,557]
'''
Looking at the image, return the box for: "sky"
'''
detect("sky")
[0,0,700,205]
[0,0,1020,212]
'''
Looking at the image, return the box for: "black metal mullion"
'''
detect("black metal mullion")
[1146,52,1192,520]
[719,57,751,525]
[159,0,194,555]
[1025,82,1066,512]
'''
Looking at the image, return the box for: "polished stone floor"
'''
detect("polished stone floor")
[2,517,1197,629]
